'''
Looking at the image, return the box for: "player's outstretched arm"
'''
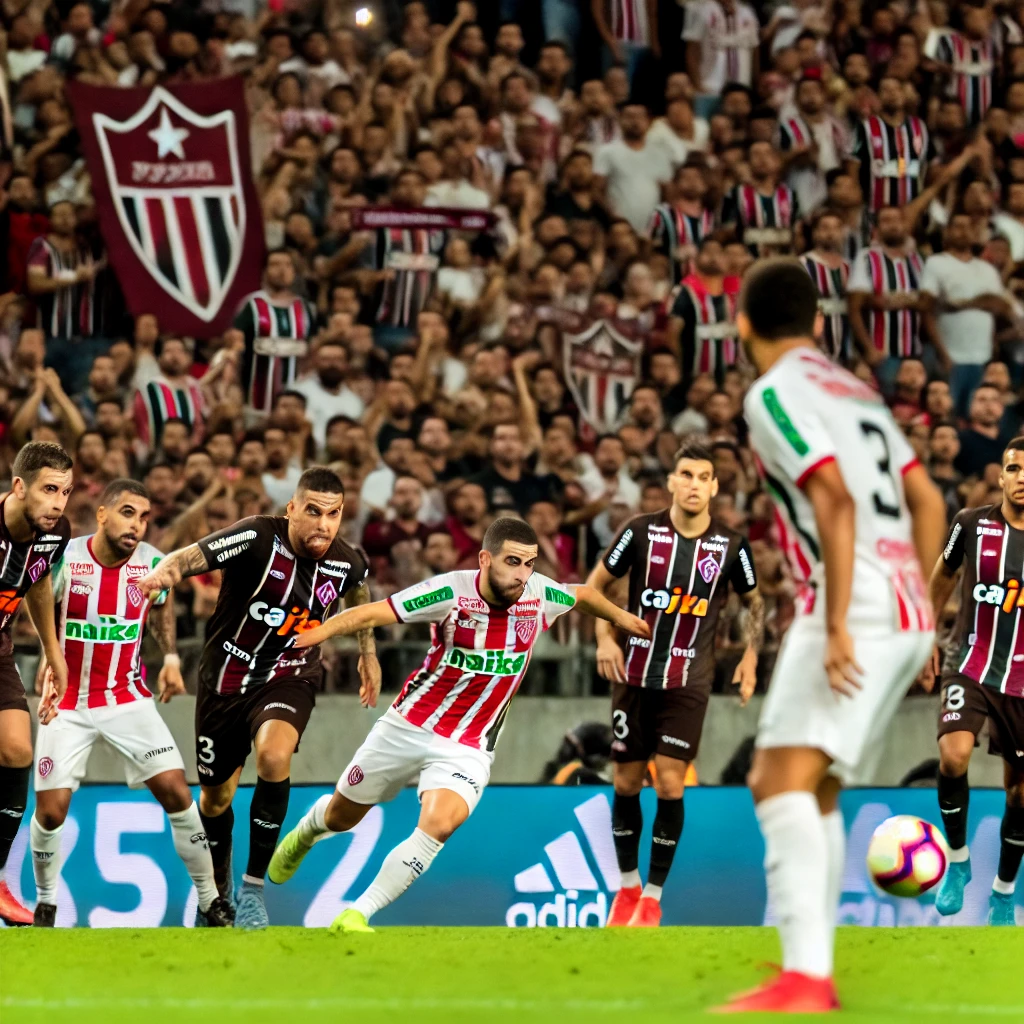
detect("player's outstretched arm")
[137,544,209,600]
[573,584,650,640]
[346,582,382,709]
[803,460,863,698]
[293,599,399,649]
[586,562,629,683]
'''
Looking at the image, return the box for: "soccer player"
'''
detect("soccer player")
[267,517,650,932]
[714,259,946,1013]
[588,438,763,928]
[30,480,232,928]
[930,439,1024,926]
[0,442,72,926]
[137,467,374,930]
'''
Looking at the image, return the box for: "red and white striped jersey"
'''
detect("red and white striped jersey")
[387,571,578,752]
[745,347,932,632]
[52,535,166,711]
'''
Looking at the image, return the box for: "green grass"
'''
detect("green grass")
[2,927,1022,1023]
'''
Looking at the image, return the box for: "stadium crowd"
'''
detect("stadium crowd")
[2,0,1023,696]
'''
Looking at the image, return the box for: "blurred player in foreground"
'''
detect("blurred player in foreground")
[929,440,1024,926]
[138,467,374,930]
[31,480,232,927]
[0,442,72,926]
[589,439,763,928]
[714,260,946,1013]
[268,517,650,931]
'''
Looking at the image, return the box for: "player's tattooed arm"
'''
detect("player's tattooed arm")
[149,597,186,703]
[137,543,209,599]
[740,589,765,654]
[346,581,377,656]
[346,582,382,708]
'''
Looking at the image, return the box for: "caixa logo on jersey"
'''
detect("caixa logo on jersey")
[249,602,322,636]
[973,579,1024,613]
[506,794,619,928]
[640,587,708,616]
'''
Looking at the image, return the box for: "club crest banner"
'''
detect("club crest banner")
[67,78,265,336]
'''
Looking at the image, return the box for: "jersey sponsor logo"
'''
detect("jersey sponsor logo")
[942,712,961,722]
[738,548,756,587]
[606,529,633,567]
[269,569,286,580]
[544,585,574,608]
[647,533,673,545]
[629,636,651,648]
[649,525,670,533]
[39,534,62,542]
[515,619,537,645]
[452,771,480,795]
[660,734,690,748]
[127,584,143,608]
[651,555,665,565]
[28,558,47,582]
[222,639,253,663]
[972,580,1024,613]
[207,529,258,552]
[403,585,454,613]
[263,701,297,713]
[324,560,351,570]
[670,647,696,658]
[511,598,540,615]
[31,542,57,553]
[458,596,489,613]
[65,615,140,642]
[315,580,338,607]
[275,658,307,669]
[762,387,810,455]
[640,587,708,616]
[347,765,364,786]
[38,756,54,778]
[144,746,174,760]
[216,546,246,563]
[70,582,92,596]
[697,553,721,584]
[124,565,147,579]
[977,527,1003,537]
[248,601,323,635]
[69,562,94,575]
[197,762,213,776]
[701,541,727,554]
[445,645,527,675]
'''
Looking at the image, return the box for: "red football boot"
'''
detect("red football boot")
[605,885,642,927]
[711,971,840,1014]
[0,881,33,926]
[627,895,662,927]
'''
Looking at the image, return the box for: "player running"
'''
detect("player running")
[930,439,1024,926]
[268,517,650,932]
[589,438,763,928]
[713,260,946,1013]
[0,442,72,926]
[30,480,232,928]
[137,467,374,930]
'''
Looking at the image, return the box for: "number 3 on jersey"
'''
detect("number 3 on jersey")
[860,420,901,519]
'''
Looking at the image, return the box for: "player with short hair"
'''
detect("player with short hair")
[30,480,232,928]
[0,441,72,926]
[267,517,650,931]
[929,438,1024,925]
[714,259,946,1012]
[137,466,375,930]
[588,438,763,928]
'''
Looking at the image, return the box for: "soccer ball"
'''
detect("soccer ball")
[866,815,949,897]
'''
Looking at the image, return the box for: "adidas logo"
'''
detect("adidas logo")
[506,794,620,928]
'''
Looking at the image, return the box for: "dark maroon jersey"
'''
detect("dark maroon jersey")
[942,503,1024,696]
[196,517,368,696]
[602,510,757,689]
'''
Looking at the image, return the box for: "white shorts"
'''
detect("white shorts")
[757,617,934,786]
[34,700,186,793]
[338,709,493,815]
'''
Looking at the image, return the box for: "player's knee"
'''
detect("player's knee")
[938,737,972,778]
[324,795,367,833]
[34,797,69,831]
[0,741,33,768]
[654,777,685,801]
[1007,780,1024,809]
[151,777,193,815]
[255,747,291,782]
[200,787,234,818]
[613,778,643,797]
[420,815,461,843]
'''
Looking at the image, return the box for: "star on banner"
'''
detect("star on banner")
[148,107,189,159]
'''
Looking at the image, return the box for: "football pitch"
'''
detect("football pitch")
[2,927,1022,1023]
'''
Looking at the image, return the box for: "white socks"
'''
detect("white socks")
[352,828,443,921]
[757,792,833,980]
[168,803,220,912]
[948,844,970,863]
[993,877,1015,895]
[296,794,333,847]
[643,883,663,901]
[822,808,845,943]
[620,869,641,889]
[30,816,62,905]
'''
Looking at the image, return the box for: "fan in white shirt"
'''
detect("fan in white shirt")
[290,341,365,451]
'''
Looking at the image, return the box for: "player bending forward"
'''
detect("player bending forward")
[590,438,763,928]
[31,480,232,927]
[713,260,946,1014]
[269,517,649,932]
[930,439,1024,926]
[138,467,375,930]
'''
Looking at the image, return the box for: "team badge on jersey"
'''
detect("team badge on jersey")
[515,618,537,646]
[127,584,143,608]
[698,552,722,584]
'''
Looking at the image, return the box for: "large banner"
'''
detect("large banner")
[4,787,1014,928]
[67,79,264,337]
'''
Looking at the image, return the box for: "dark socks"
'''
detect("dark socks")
[200,804,234,896]
[648,798,684,889]
[997,803,1024,885]
[0,765,29,872]
[246,777,290,881]
[612,792,642,877]
[937,770,969,851]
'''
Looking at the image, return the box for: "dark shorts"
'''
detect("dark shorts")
[611,683,709,763]
[0,652,28,714]
[937,674,1024,771]
[194,679,316,786]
